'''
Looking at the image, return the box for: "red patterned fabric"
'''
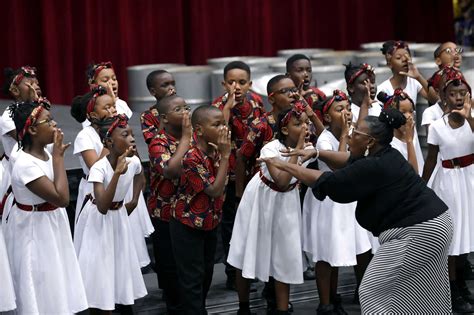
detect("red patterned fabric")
[140,107,161,144]
[305,87,326,110]
[147,129,180,221]
[212,91,266,180]
[173,146,225,230]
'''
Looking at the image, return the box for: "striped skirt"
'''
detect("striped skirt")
[359,211,453,314]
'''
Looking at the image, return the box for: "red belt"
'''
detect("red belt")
[14,199,57,212]
[259,170,298,192]
[86,194,124,210]
[442,153,474,169]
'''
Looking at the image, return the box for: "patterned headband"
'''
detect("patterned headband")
[348,63,375,84]
[443,68,472,94]
[280,101,306,127]
[387,41,410,55]
[10,66,37,90]
[428,65,450,90]
[322,90,348,114]
[18,105,44,142]
[88,61,114,84]
[86,85,107,114]
[104,114,128,142]
[382,88,414,110]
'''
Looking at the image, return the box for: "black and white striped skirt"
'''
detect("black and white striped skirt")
[359,211,453,314]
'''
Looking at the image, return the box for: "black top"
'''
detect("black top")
[311,146,448,236]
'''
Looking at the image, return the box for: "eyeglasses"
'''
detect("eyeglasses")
[34,117,55,126]
[349,126,373,138]
[438,47,463,56]
[268,87,299,98]
[167,105,191,114]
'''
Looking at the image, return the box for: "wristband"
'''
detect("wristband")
[314,148,320,159]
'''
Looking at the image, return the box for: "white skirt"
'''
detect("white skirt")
[431,164,474,255]
[7,205,88,314]
[302,190,371,266]
[73,177,92,254]
[227,175,304,284]
[77,201,147,310]
[0,224,16,312]
[126,190,153,267]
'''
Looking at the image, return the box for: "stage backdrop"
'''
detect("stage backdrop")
[1,0,454,104]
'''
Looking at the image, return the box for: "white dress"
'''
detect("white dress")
[377,77,422,105]
[421,103,444,127]
[302,130,371,266]
[7,150,88,314]
[81,97,133,128]
[228,139,312,284]
[428,117,474,255]
[390,136,424,175]
[77,155,147,309]
[73,126,153,266]
[351,102,382,123]
[0,224,16,312]
[0,108,16,226]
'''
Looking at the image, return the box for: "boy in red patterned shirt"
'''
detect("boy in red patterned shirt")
[212,61,267,289]
[170,105,231,314]
[141,70,177,144]
[286,54,326,110]
[147,95,192,314]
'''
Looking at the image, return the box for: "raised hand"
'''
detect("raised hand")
[341,110,351,137]
[216,126,231,158]
[181,111,193,140]
[281,147,315,163]
[298,81,313,98]
[115,146,132,175]
[399,54,421,79]
[404,115,415,143]
[25,82,39,102]
[224,82,236,109]
[106,81,117,102]
[52,128,70,157]
[452,92,473,119]
[296,126,307,150]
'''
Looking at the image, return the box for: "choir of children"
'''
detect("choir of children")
[0,39,473,314]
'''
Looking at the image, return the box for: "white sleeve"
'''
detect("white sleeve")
[427,123,440,146]
[415,79,423,93]
[129,155,142,175]
[116,99,133,118]
[19,161,46,185]
[259,141,280,159]
[0,110,16,135]
[316,138,334,151]
[73,130,95,154]
[421,107,434,126]
[88,161,105,183]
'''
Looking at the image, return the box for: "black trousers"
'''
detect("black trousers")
[221,181,236,279]
[151,218,182,314]
[170,218,218,315]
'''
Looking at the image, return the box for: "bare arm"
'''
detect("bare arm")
[125,171,143,215]
[421,144,439,182]
[404,116,419,173]
[260,156,324,186]
[163,112,192,179]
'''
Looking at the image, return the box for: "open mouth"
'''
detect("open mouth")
[455,103,464,109]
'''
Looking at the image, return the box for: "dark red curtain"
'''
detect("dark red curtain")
[0,0,454,104]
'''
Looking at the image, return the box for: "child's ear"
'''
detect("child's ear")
[435,57,442,67]
[268,94,275,106]
[281,126,289,136]
[149,87,156,97]
[28,125,38,137]
[324,113,331,123]
[9,86,20,98]
[161,113,169,124]
[248,80,253,88]
[104,137,113,149]
[347,84,355,95]
[195,124,203,136]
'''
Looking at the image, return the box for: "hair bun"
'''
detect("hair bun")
[378,108,406,129]
[377,91,389,103]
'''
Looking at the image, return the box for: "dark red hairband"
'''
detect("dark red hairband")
[104,114,128,140]
[348,63,375,84]
[86,92,100,114]
[323,90,348,114]
[443,68,472,94]
[387,41,410,55]
[281,101,306,127]
[382,88,413,110]
[89,61,114,84]
[18,105,44,142]
[10,66,37,89]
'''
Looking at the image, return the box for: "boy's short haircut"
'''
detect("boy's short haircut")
[191,105,221,128]
[146,70,169,90]
[223,61,251,79]
[156,95,182,114]
[285,54,311,72]
[266,74,289,95]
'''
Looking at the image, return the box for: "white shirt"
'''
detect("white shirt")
[421,103,444,127]
[73,126,104,175]
[377,77,422,105]
[88,155,142,202]
[0,108,18,157]
[351,102,382,124]
[428,117,474,160]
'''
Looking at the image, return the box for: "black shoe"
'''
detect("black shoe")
[237,307,255,315]
[288,302,293,313]
[464,259,474,280]
[316,304,335,315]
[303,267,316,280]
[332,295,348,315]
[459,282,474,304]
[452,295,473,313]
[226,277,236,291]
